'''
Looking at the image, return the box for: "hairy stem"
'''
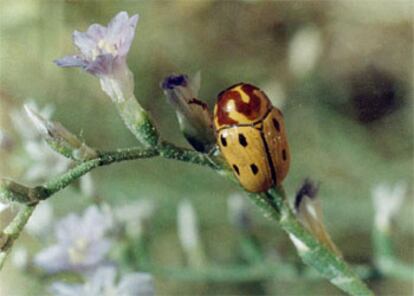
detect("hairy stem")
[0,205,36,269]
[0,111,379,296]
[0,143,218,267]
[247,187,374,296]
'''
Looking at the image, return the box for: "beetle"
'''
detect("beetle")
[213,83,290,192]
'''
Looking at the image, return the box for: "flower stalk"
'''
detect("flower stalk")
[0,136,375,295]
[371,183,414,280]
[252,187,374,296]
[0,205,36,269]
[115,98,159,147]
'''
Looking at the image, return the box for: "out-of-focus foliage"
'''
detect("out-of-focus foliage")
[0,1,412,295]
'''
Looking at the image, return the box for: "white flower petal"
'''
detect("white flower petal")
[86,24,108,42]
[11,247,28,270]
[56,214,81,243]
[227,193,251,230]
[177,200,199,252]
[0,201,9,214]
[34,245,69,273]
[50,283,84,296]
[288,26,323,77]
[372,182,407,231]
[118,273,154,296]
[73,30,97,58]
[88,266,117,292]
[25,201,53,237]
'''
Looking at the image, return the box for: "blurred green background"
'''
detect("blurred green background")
[0,0,413,295]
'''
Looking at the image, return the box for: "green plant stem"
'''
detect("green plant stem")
[0,145,216,205]
[373,228,414,280]
[0,205,36,269]
[247,187,374,296]
[152,263,377,283]
[0,143,218,268]
[4,154,374,294]
[0,101,384,296]
[158,141,219,170]
[42,147,159,197]
[0,141,377,294]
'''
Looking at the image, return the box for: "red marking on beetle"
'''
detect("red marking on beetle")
[216,91,240,125]
[188,98,208,110]
[216,83,265,126]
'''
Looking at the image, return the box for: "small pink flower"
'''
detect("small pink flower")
[55,12,138,77]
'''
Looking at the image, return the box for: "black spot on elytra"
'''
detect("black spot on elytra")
[238,134,248,147]
[220,135,227,147]
[250,163,259,175]
[282,149,287,161]
[272,118,280,132]
[233,164,240,175]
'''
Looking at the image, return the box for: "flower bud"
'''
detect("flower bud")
[161,73,215,152]
[0,179,39,205]
[294,179,341,256]
[24,105,97,160]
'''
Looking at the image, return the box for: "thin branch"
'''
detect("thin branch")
[158,142,220,170]
[373,229,414,280]
[0,110,378,295]
[0,143,219,269]
[42,147,159,198]
[247,187,374,296]
[0,205,36,269]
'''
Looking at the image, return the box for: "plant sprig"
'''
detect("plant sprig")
[0,120,375,295]
[0,10,387,296]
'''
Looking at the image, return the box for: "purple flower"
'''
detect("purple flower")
[50,266,154,296]
[34,206,113,273]
[55,12,138,77]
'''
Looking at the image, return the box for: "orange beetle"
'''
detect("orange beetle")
[213,83,290,192]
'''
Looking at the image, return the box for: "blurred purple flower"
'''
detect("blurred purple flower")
[0,129,14,151]
[50,266,154,296]
[55,11,138,77]
[34,206,113,273]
